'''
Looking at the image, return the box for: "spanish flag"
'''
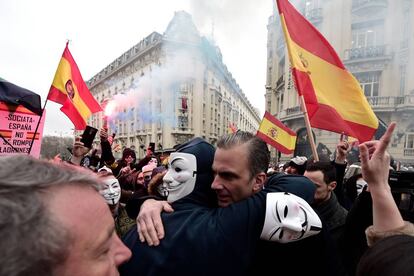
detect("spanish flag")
[257,111,296,154]
[47,42,102,130]
[228,122,238,134]
[276,0,378,142]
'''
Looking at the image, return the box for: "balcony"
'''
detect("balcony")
[305,8,323,24]
[276,75,285,89]
[352,0,388,15]
[171,128,193,135]
[366,96,401,109]
[404,149,414,157]
[396,95,414,112]
[344,45,390,61]
[286,106,301,116]
[366,95,414,112]
[278,106,303,122]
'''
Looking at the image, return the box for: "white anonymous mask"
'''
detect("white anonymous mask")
[149,157,158,166]
[261,192,322,243]
[356,178,367,196]
[100,177,121,205]
[159,152,197,203]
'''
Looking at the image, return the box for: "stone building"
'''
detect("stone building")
[265,0,414,165]
[87,11,260,157]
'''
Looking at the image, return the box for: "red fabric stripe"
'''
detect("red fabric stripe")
[47,86,68,104]
[293,69,376,142]
[26,133,40,140]
[292,68,318,117]
[60,100,87,130]
[62,47,102,113]
[49,85,87,129]
[310,103,376,142]
[256,131,294,154]
[277,0,345,69]
[0,130,13,138]
[264,111,296,136]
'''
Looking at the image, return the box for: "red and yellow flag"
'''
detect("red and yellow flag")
[276,0,378,142]
[228,122,238,134]
[257,111,296,154]
[48,42,102,130]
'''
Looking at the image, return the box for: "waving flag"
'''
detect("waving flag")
[0,78,42,116]
[276,0,378,142]
[48,43,101,130]
[257,111,296,154]
[228,122,238,134]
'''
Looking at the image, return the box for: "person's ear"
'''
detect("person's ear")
[328,181,337,191]
[252,172,267,193]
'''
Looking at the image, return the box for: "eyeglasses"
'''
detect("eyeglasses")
[144,175,151,181]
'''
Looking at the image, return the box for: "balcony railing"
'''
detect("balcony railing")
[344,45,389,60]
[366,96,402,108]
[352,0,388,11]
[276,75,285,88]
[366,95,414,110]
[279,106,302,120]
[404,149,414,157]
[286,106,301,116]
[400,95,414,105]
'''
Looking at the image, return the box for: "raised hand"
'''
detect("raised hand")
[359,122,404,234]
[335,139,350,164]
[359,122,396,191]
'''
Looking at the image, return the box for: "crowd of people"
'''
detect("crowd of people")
[1,122,414,276]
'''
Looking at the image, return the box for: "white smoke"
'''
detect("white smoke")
[104,49,194,131]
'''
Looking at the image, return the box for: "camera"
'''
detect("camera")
[389,170,414,193]
[389,170,414,214]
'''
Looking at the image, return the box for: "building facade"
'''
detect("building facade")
[266,0,414,165]
[87,11,260,158]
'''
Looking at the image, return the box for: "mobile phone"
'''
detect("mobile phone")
[149,142,155,153]
[80,126,98,148]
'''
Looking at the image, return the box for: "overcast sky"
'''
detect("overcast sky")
[0,0,273,136]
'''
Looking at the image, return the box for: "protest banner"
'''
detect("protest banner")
[0,101,45,157]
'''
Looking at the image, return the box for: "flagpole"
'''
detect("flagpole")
[299,95,319,161]
[0,134,19,152]
[28,99,48,155]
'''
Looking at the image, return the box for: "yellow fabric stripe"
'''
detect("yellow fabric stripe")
[281,16,378,129]
[259,117,297,150]
[51,58,92,120]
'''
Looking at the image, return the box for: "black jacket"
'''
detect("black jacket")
[120,173,317,276]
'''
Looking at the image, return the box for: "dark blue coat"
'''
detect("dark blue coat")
[120,173,317,276]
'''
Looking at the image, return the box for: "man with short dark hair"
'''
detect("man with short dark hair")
[123,132,346,275]
[305,161,348,242]
[211,131,269,207]
[120,135,323,276]
[0,155,131,276]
